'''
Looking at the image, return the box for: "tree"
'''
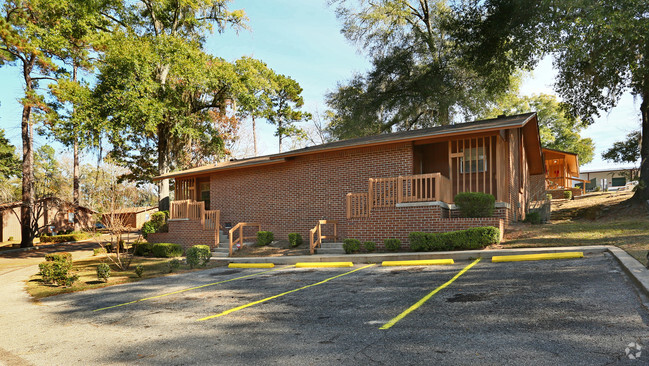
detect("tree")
[0,0,68,247]
[602,131,641,181]
[326,0,517,139]
[34,145,67,198]
[266,74,310,152]
[93,0,246,211]
[481,93,595,164]
[0,129,20,179]
[450,0,649,200]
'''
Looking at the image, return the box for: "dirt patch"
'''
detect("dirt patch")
[230,244,310,257]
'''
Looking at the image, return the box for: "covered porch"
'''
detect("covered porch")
[543,148,586,196]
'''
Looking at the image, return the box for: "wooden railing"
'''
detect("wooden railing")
[346,193,369,219]
[170,199,191,219]
[346,173,451,219]
[188,201,204,220]
[170,199,220,245]
[310,220,338,255]
[229,222,261,256]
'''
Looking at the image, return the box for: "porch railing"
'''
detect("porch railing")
[229,222,261,256]
[169,200,220,245]
[347,173,450,219]
[309,220,338,255]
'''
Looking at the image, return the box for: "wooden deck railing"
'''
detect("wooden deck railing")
[346,173,451,219]
[229,222,261,256]
[170,200,220,245]
[170,200,191,219]
[546,176,588,194]
[310,220,338,255]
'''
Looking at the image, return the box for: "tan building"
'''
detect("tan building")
[101,207,159,230]
[0,197,96,242]
[579,168,636,191]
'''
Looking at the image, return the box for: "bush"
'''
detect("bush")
[186,245,212,268]
[141,221,157,239]
[39,254,78,286]
[141,211,169,238]
[8,236,13,241]
[363,241,376,253]
[384,238,401,252]
[135,265,145,278]
[45,252,72,263]
[288,233,303,248]
[151,243,183,258]
[523,211,541,225]
[408,227,500,252]
[257,231,274,246]
[167,258,181,273]
[454,192,495,218]
[563,190,573,199]
[343,238,361,254]
[96,263,111,282]
[546,193,553,201]
[39,232,89,243]
[134,242,154,256]
[93,248,107,256]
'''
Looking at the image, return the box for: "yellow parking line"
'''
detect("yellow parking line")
[197,264,375,321]
[380,258,481,330]
[382,259,454,266]
[93,267,286,312]
[295,262,354,268]
[492,252,584,263]
[229,263,275,268]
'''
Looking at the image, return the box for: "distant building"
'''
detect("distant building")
[0,197,96,242]
[101,206,159,230]
[579,168,637,191]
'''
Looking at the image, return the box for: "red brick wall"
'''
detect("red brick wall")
[210,143,414,241]
[147,219,217,250]
[347,204,503,249]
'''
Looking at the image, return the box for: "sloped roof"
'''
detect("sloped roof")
[155,112,541,181]
[542,147,580,177]
[101,206,158,215]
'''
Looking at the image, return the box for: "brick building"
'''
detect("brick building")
[148,113,548,251]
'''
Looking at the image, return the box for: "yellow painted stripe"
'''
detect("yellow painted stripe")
[380,258,481,330]
[492,252,584,263]
[382,259,454,266]
[198,264,375,321]
[93,267,286,312]
[295,262,354,268]
[229,263,275,268]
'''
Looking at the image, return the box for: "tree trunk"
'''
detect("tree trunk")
[633,92,649,201]
[278,120,283,153]
[158,123,170,212]
[252,115,257,156]
[72,64,80,231]
[20,104,34,248]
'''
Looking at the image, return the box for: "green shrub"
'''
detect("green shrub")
[38,260,78,286]
[93,248,107,256]
[8,236,13,241]
[39,232,89,243]
[141,221,157,239]
[257,231,274,246]
[288,233,303,248]
[384,238,401,252]
[343,238,361,254]
[96,263,111,282]
[45,252,72,263]
[408,227,500,252]
[454,192,495,218]
[563,190,573,199]
[363,241,376,253]
[141,211,169,238]
[523,211,541,225]
[546,193,553,201]
[134,242,154,256]
[134,265,145,278]
[167,258,181,273]
[151,243,183,258]
[186,245,212,268]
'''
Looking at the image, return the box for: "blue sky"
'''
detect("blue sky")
[0,0,641,170]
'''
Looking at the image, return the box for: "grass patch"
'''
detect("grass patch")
[27,255,227,299]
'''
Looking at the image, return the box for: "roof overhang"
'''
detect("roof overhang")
[542,147,580,176]
[154,157,288,181]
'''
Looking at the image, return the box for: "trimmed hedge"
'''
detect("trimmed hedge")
[39,232,89,243]
[454,192,495,218]
[563,190,573,199]
[363,241,376,253]
[257,231,274,246]
[151,243,183,258]
[141,211,169,239]
[39,252,77,286]
[409,227,500,252]
[343,238,361,254]
[45,252,72,263]
[384,238,401,252]
[523,211,541,224]
[134,242,154,256]
[288,233,303,248]
[186,245,211,268]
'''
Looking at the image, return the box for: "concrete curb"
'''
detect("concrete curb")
[607,246,649,298]
[216,245,609,264]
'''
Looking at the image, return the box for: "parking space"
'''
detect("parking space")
[3,253,649,365]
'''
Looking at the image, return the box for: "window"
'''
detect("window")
[200,182,210,210]
[460,147,487,173]
[68,212,74,223]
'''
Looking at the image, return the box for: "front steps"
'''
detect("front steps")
[314,242,345,255]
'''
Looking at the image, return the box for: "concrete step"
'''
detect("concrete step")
[319,242,344,249]
[211,251,229,258]
[316,247,346,255]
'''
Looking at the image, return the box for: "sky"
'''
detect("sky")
[0,0,642,171]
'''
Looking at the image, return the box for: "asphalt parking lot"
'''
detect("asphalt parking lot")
[4,252,649,365]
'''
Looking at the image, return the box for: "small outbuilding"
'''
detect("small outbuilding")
[101,206,158,230]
